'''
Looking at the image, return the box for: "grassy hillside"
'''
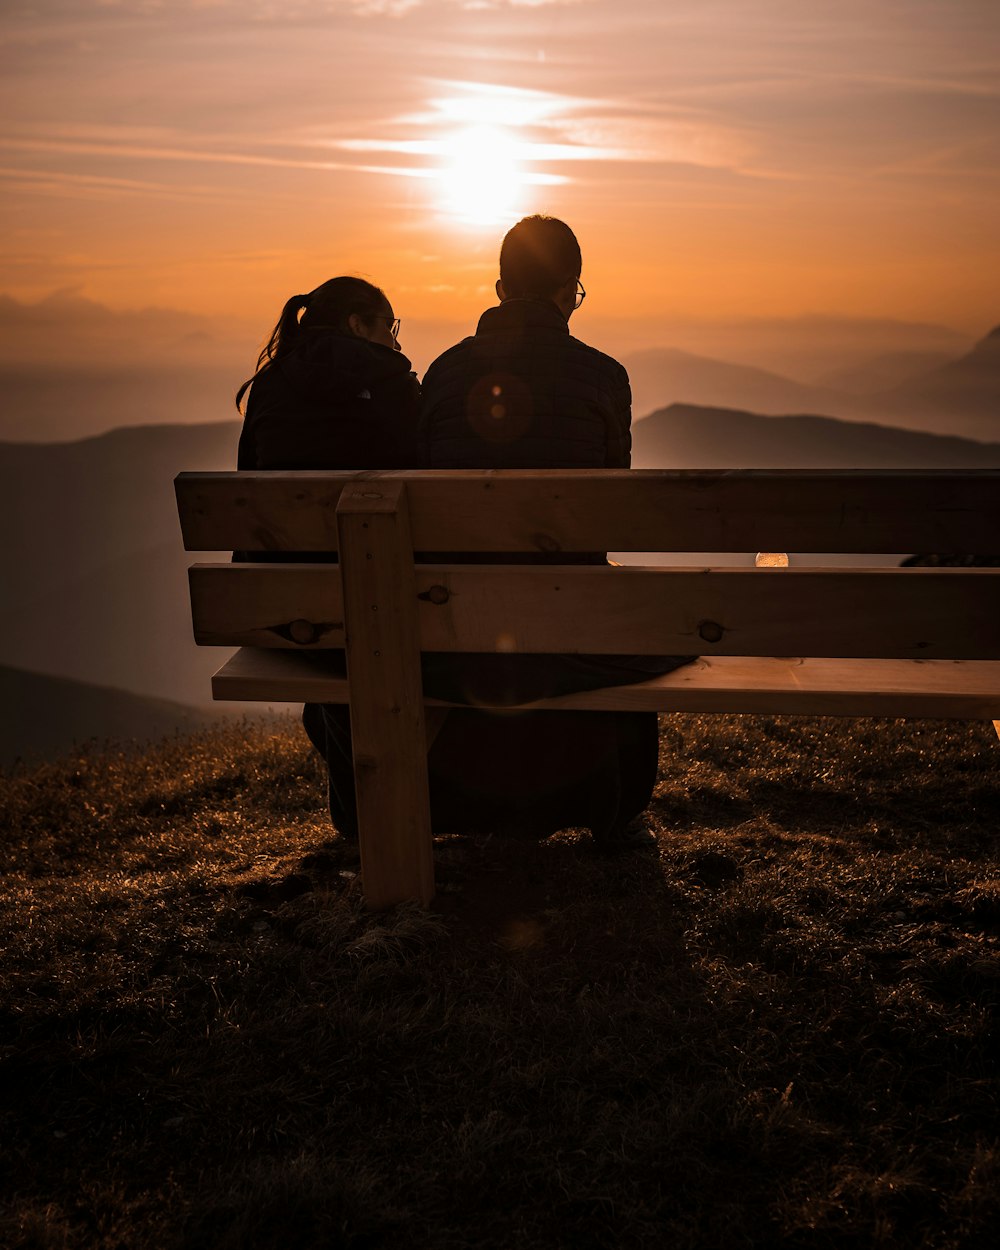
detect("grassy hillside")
[2,714,998,1249]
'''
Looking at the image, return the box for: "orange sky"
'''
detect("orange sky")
[2,0,998,347]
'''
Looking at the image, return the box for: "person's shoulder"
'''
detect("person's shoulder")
[354,339,416,380]
[423,335,478,381]
[426,335,477,366]
[566,334,629,382]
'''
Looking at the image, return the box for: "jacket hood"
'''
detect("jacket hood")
[275,328,414,403]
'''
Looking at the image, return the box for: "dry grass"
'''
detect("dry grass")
[1,713,998,1249]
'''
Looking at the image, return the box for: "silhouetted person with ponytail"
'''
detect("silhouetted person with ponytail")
[236,276,418,470]
[235,276,419,839]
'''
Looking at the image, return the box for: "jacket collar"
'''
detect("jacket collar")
[476,297,570,336]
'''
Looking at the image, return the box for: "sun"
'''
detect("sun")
[437,124,526,225]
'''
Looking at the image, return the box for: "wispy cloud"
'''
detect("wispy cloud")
[0,134,383,176]
[296,80,753,181]
[0,164,242,203]
[71,0,588,16]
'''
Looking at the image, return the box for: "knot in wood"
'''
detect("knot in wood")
[698,619,725,644]
[533,532,561,553]
[288,618,319,645]
[418,584,450,605]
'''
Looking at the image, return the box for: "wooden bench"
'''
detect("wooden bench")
[175,469,1000,909]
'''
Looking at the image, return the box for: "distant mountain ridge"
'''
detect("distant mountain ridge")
[623,346,851,423]
[626,322,1000,445]
[815,350,955,395]
[0,364,240,443]
[0,420,241,708]
[0,664,227,767]
[2,293,994,444]
[0,420,241,607]
[604,312,971,384]
[632,402,1000,469]
[870,324,1000,440]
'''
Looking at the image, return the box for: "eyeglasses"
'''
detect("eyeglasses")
[378,316,401,338]
[573,281,586,310]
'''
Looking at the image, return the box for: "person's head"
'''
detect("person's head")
[236,276,399,411]
[497,215,583,320]
[298,276,399,350]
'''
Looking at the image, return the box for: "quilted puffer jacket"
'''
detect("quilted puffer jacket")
[420,298,631,469]
[237,328,420,471]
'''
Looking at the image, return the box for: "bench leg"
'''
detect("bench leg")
[337,482,434,909]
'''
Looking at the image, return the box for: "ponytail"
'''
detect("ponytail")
[235,293,309,412]
[235,277,387,413]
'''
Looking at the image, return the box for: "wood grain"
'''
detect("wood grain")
[176,469,1000,554]
[211,649,1000,720]
[187,563,345,648]
[190,563,1000,660]
[336,481,434,910]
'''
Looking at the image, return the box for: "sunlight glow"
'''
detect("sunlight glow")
[423,81,563,130]
[319,82,619,225]
[437,124,526,224]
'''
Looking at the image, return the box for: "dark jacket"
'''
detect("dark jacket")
[420,298,631,469]
[417,299,678,839]
[418,294,690,703]
[237,329,420,471]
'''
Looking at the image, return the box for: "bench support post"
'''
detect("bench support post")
[336,481,434,909]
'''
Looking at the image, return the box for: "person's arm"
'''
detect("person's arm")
[605,366,632,468]
[236,384,258,470]
[370,367,423,467]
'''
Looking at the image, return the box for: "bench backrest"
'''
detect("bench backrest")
[176,469,1000,661]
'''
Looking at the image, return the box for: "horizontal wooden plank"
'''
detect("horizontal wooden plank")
[212,648,1000,719]
[189,563,1000,660]
[188,563,345,648]
[175,469,1000,554]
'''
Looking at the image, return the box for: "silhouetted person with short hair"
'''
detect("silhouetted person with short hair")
[421,214,629,470]
[420,215,693,847]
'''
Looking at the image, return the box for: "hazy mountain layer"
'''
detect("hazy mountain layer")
[0,420,239,607]
[1,534,233,708]
[624,321,1000,443]
[632,403,1000,470]
[0,421,241,706]
[870,325,1000,440]
[601,313,971,383]
[623,347,855,423]
[0,291,981,444]
[0,664,226,767]
[0,365,243,443]
[815,350,955,395]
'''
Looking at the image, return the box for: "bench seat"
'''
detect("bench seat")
[214,648,1000,720]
